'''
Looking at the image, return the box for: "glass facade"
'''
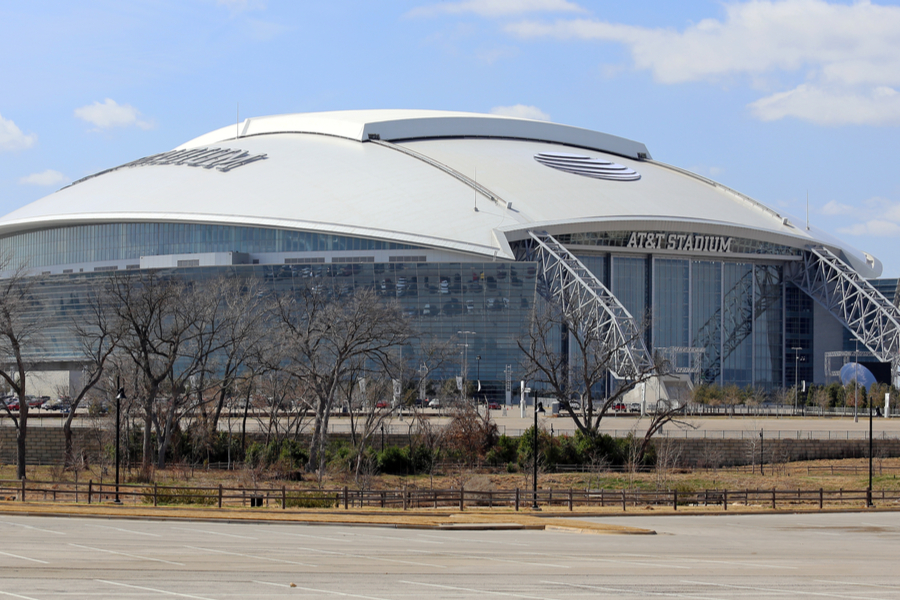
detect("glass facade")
[23,261,537,397]
[0,223,419,268]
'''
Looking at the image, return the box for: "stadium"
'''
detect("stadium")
[0,109,896,399]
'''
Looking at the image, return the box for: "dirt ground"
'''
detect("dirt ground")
[3,456,899,494]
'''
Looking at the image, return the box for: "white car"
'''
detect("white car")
[427,398,442,408]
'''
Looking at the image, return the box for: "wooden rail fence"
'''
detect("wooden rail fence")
[1,479,898,511]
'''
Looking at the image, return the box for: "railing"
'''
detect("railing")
[1,479,897,511]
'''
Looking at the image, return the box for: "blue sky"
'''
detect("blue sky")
[2,0,900,275]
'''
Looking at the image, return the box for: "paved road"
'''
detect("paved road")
[0,511,898,598]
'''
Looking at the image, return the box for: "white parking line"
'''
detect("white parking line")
[171,526,256,539]
[0,520,64,535]
[413,549,570,569]
[69,543,184,566]
[89,524,161,537]
[815,580,900,590]
[0,591,43,600]
[268,529,352,543]
[414,532,529,546]
[255,580,393,599]
[184,545,317,567]
[682,580,881,599]
[0,551,48,564]
[543,580,730,600]
[97,579,217,600]
[292,546,448,569]
[401,580,555,599]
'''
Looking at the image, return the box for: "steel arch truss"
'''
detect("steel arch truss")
[786,245,900,370]
[517,231,655,379]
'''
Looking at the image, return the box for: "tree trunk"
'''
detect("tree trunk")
[16,402,28,479]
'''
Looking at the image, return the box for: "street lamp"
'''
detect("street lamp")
[868,397,874,507]
[458,330,475,403]
[532,399,545,511]
[115,382,126,504]
[854,340,859,423]
[792,346,802,415]
[476,355,481,398]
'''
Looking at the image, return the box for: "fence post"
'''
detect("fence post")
[568,489,573,511]
[621,489,626,512]
[515,488,519,511]
[343,486,348,510]
[88,480,92,505]
[21,478,25,502]
[673,489,677,511]
[153,483,158,507]
[723,489,728,511]
[819,488,824,509]
[459,487,464,511]
[772,489,776,510]
[403,489,408,511]
[282,486,286,510]
[218,484,223,509]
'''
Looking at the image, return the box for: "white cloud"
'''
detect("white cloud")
[821,199,854,216]
[505,0,900,125]
[490,104,551,120]
[74,99,155,130]
[0,113,37,151]
[410,0,585,18]
[18,169,67,187]
[838,220,900,237]
[750,84,900,125]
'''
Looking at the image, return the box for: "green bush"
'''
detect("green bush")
[144,486,216,506]
[377,446,410,474]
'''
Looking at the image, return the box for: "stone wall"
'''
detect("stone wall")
[2,427,899,468]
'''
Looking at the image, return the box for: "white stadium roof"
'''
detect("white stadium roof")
[0,109,881,277]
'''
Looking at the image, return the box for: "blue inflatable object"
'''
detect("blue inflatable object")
[839,362,878,390]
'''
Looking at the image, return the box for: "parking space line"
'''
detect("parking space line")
[682,579,881,599]
[0,591,43,600]
[292,546,448,568]
[543,580,730,599]
[268,529,352,543]
[815,580,900,590]
[255,580,393,599]
[0,551,48,564]
[89,524,161,537]
[0,520,64,536]
[171,527,256,539]
[401,580,555,599]
[184,545,317,567]
[97,579,217,600]
[69,543,184,566]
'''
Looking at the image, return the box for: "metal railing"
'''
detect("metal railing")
[1,479,896,511]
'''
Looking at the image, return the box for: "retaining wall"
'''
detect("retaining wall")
[2,427,900,467]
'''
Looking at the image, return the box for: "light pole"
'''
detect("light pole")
[115,381,126,504]
[532,400,544,511]
[458,330,475,404]
[476,355,481,399]
[868,398,874,507]
[792,346,802,415]
[854,340,859,423]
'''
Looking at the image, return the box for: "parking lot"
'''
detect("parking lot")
[1,511,899,598]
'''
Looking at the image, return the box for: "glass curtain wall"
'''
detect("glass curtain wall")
[691,260,722,384]
[722,262,754,388]
[753,264,783,389]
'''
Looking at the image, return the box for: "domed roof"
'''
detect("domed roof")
[0,109,880,276]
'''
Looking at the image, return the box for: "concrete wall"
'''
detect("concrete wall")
[3,427,900,468]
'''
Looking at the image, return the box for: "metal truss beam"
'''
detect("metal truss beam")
[518,231,654,379]
[786,245,900,372]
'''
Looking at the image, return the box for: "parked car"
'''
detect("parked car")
[613,402,627,411]
[487,401,501,410]
[374,400,389,409]
[628,402,641,412]
[427,398,442,409]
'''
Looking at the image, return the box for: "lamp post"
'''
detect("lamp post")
[868,399,875,507]
[792,346,802,415]
[115,382,126,504]
[854,339,859,423]
[458,331,475,404]
[532,400,544,511]
[476,355,481,401]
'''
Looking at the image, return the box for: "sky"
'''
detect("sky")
[2,0,900,275]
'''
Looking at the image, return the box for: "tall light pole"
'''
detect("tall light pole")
[532,400,544,511]
[792,346,802,415]
[458,330,475,404]
[115,381,126,504]
[868,396,874,507]
[854,339,859,423]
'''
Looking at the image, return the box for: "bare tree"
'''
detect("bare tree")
[0,257,44,479]
[104,272,207,471]
[273,285,412,478]
[518,301,662,441]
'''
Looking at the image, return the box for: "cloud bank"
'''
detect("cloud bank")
[490,104,551,120]
[410,0,585,18]
[19,170,67,186]
[506,0,900,125]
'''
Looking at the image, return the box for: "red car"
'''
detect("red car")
[374,401,389,409]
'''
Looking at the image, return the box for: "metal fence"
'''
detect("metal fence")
[2,479,897,511]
